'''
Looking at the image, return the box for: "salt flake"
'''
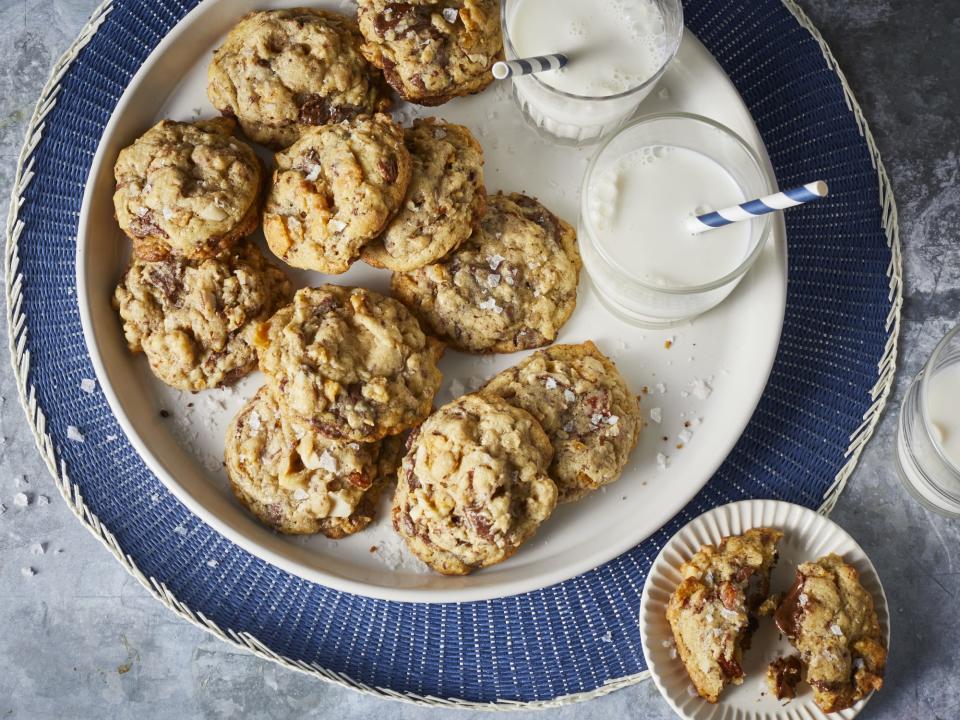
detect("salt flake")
[655,383,667,394]
[678,429,693,444]
[13,493,29,507]
[487,254,505,270]
[649,407,662,424]
[328,218,347,232]
[293,488,310,501]
[31,543,45,556]
[830,624,844,637]
[20,567,35,578]
[477,297,503,314]
[206,559,219,569]
[67,426,85,443]
[37,495,49,507]
[544,377,558,390]
[318,450,339,473]
[690,378,713,399]
[656,453,669,470]
[606,415,619,425]
[486,273,501,288]
[563,389,576,403]
[599,631,613,643]
[79,378,96,394]
[442,7,458,23]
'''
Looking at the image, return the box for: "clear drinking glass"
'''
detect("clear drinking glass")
[896,324,960,517]
[578,113,775,327]
[500,0,684,145]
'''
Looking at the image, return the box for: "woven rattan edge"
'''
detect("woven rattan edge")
[3,0,901,709]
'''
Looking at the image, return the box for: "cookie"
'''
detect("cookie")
[357,0,503,106]
[207,8,392,149]
[114,241,291,391]
[113,118,262,260]
[392,394,557,575]
[481,341,641,502]
[362,118,486,271]
[391,192,581,353]
[263,115,412,274]
[773,553,886,712]
[255,285,444,442]
[666,528,783,704]
[226,387,388,538]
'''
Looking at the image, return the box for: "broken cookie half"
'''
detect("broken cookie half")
[665,527,783,703]
[770,553,887,712]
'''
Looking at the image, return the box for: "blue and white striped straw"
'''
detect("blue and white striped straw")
[492,53,569,80]
[689,180,829,233]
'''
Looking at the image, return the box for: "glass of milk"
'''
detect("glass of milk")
[501,0,683,144]
[579,113,774,327]
[897,325,960,517]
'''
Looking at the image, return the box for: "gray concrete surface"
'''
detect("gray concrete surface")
[1,1,958,718]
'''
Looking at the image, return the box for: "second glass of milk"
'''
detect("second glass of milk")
[897,324,960,518]
[579,113,774,326]
[501,0,683,144]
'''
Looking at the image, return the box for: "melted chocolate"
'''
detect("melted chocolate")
[774,571,807,640]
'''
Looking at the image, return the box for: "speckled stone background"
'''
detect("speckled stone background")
[0,1,957,718]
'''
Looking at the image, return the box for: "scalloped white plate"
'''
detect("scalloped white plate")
[639,500,890,720]
[76,0,787,602]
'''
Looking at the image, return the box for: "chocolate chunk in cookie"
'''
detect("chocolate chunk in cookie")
[391,192,581,353]
[263,114,412,274]
[392,394,557,575]
[113,118,262,260]
[208,9,391,149]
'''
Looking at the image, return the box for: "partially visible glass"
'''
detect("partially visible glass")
[578,113,774,327]
[896,324,960,517]
[500,0,684,145]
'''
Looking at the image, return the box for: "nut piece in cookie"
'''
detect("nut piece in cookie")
[392,192,581,353]
[481,341,641,502]
[392,394,558,575]
[226,387,388,538]
[113,118,262,260]
[255,285,444,442]
[113,240,291,391]
[362,118,486,271]
[665,528,783,703]
[207,9,392,149]
[357,0,503,106]
[773,553,886,712]
[264,115,412,274]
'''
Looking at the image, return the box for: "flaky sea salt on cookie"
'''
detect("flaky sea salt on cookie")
[113,117,262,260]
[391,192,581,353]
[362,118,486,272]
[226,387,388,538]
[666,528,783,703]
[207,8,391,149]
[113,240,291,391]
[392,393,557,575]
[481,341,641,502]
[255,285,444,442]
[263,114,412,274]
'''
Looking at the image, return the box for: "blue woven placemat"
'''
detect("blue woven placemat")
[7,0,899,706]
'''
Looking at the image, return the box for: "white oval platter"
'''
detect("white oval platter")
[77,0,787,602]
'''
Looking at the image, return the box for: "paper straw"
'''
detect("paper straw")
[689,180,829,233]
[492,54,569,80]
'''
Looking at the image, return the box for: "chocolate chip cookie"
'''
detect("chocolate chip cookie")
[773,553,886,712]
[113,118,262,261]
[357,0,503,106]
[114,241,291,391]
[226,387,389,538]
[208,8,392,149]
[666,528,783,703]
[362,118,486,271]
[263,114,412,274]
[255,285,444,442]
[481,341,641,502]
[391,192,581,353]
[392,393,557,575]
